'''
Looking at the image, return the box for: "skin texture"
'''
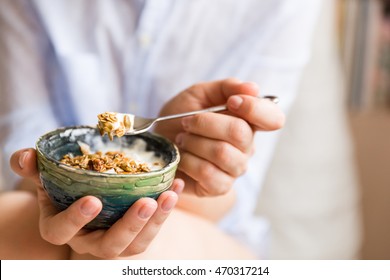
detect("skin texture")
[0,79,284,259]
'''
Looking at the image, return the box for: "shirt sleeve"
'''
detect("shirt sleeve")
[0,0,60,189]
[246,0,324,114]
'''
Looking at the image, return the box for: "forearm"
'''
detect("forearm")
[0,190,70,259]
[175,188,236,223]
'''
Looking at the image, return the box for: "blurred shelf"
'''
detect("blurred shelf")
[348,110,390,259]
[338,0,390,110]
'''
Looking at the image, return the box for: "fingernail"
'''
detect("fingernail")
[228,96,244,110]
[138,203,156,219]
[172,180,185,195]
[80,199,99,217]
[181,117,190,130]
[19,151,28,169]
[175,133,183,147]
[161,194,177,212]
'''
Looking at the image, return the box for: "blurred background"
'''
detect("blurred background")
[0,0,388,260]
[257,0,390,260]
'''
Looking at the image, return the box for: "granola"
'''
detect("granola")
[60,144,151,174]
[97,112,133,141]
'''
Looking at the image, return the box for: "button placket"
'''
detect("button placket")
[123,0,173,116]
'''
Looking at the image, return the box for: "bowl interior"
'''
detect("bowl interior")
[36,126,178,177]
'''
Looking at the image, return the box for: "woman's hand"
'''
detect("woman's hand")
[154,78,285,197]
[10,148,184,259]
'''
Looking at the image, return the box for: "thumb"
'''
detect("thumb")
[10,148,41,185]
[227,95,285,131]
[37,185,102,245]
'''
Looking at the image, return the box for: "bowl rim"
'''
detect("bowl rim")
[35,125,180,178]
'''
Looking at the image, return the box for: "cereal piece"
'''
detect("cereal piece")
[77,141,91,155]
[124,115,131,130]
[60,143,151,174]
[97,112,128,141]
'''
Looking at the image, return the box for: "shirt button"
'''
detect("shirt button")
[139,34,151,48]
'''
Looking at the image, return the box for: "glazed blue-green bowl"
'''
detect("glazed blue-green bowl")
[36,126,180,229]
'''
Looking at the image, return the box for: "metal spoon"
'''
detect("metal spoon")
[98,95,279,137]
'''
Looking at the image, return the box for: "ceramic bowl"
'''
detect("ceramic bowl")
[36,126,180,229]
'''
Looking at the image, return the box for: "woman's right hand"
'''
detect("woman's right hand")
[10,148,184,259]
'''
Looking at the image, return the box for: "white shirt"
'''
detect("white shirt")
[0,0,322,257]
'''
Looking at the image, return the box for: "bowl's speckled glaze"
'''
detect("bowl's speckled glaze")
[36,126,179,229]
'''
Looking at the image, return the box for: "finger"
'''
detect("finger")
[67,180,183,258]
[10,148,41,185]
[87,198,158,258]
[175,171,209,196]
[227,95,285,131]
[37,186,102,245]
[180,113,254,153]
[178,151,234,196]
[121,190,179,256]
[189,78,259,106]
[175,133,248,177]
[170,178,185,195]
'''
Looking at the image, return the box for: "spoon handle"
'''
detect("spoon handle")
[156,105,227,122]
[155,95,278,123]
